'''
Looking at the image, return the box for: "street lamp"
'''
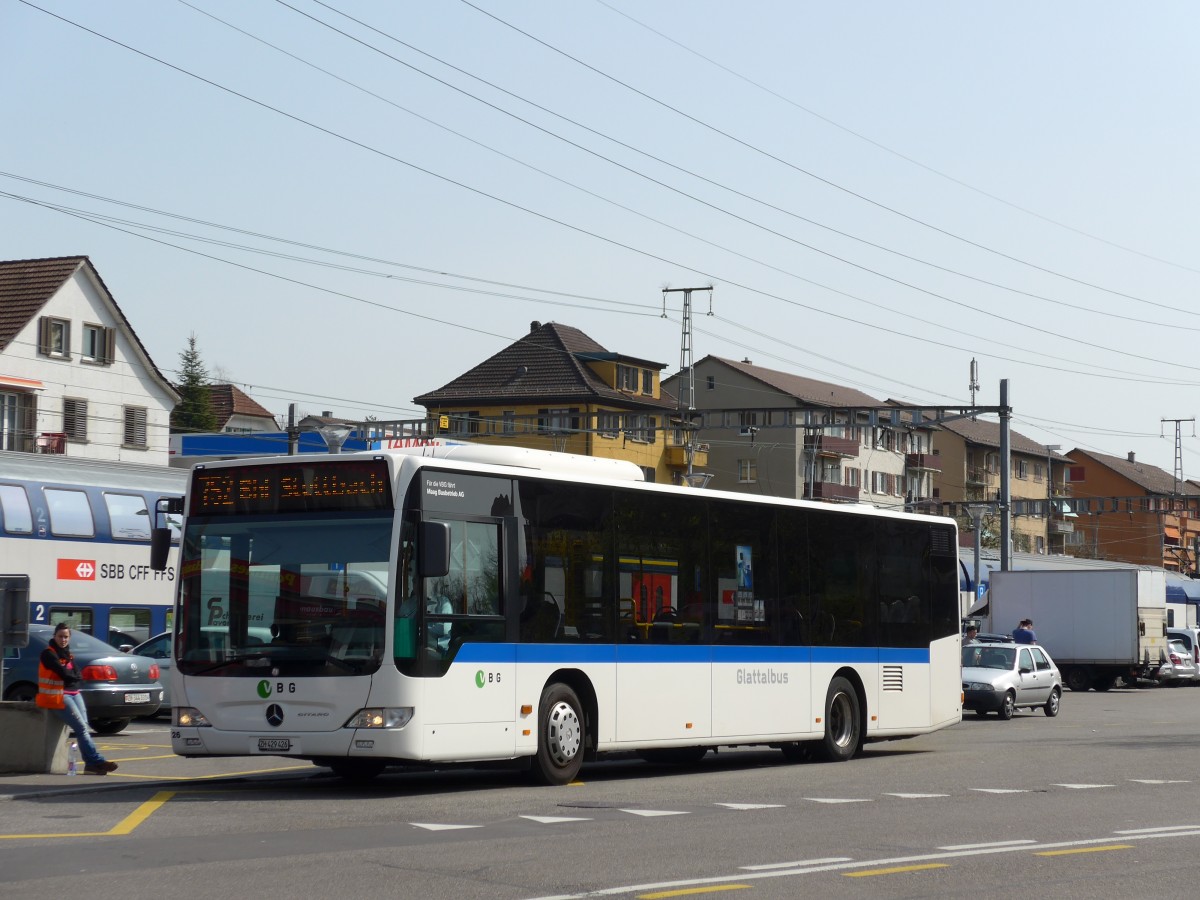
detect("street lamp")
[1045,444,1062,555]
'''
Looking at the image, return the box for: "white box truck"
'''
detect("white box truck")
[986,569,1168,692]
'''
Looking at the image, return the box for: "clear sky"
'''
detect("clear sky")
[3,1,1198,479]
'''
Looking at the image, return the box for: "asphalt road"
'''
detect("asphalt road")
[2,686,1199,899]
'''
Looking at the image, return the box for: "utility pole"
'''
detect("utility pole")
[662,286,713,485]
[1162,417,1194,497]
[1045,443,1062,555]
[1162,417,1195,570]
[999,379,1012,572]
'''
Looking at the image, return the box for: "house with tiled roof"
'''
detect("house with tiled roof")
[664,355,939,506]
[934,418,1073,556]
[413,321,686,481]
[1065,449,1200,571]
[207,383,277,433]
[0,256,178,464]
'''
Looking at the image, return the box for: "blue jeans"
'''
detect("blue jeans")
[53,692,105,766]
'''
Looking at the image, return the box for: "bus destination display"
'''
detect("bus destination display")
[191,460,393,515]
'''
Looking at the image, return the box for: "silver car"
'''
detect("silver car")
[962,641,1063,720]
[1156,639,1199,686]
[3,625,163,733]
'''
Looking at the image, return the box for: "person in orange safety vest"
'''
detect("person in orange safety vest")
[38,623,118,775]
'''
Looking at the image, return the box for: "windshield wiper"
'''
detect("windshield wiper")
[189,652,272,675]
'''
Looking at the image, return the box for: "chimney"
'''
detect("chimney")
[530,321,541,333]
[322,411,332,418]
[1127,451,1136,463]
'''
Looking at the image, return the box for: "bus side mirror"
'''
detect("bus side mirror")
[150,528,172,572]
[150,496,183,572]
[418,522,451,579]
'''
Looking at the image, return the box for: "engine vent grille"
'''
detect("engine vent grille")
[882,665,904,692]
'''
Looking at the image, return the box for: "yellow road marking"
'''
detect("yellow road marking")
[844,863,949,877]
[0,791,177,840]
[108,791,176,834]
[1036,844,1133,857]
[109,754,179,762]
[107,764,310,780]
[637,887,751,899]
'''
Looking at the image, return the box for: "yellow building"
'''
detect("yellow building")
[412,321,704,483]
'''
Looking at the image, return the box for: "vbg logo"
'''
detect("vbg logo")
[257,680,272,698]
[475,670,501,688]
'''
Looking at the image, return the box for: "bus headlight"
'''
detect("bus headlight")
[345,708,413,729]
[175,707,211,727]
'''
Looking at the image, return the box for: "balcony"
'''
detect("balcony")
[803,434,860,459]
[966,466,996,485]
[1049,519,1075,534]
[665,443,709,468]
[804,481,860,503]
[905,452,941,473]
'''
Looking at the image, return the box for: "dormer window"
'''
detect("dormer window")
[38,317,70,358]
[82,324,115,364]
[617,365,638,392]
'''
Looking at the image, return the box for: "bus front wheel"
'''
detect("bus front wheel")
[532,683,585,785]
[820,677,862,762]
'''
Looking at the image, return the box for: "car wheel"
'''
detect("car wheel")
[999,691,1015,721]
[1043,687,1061,717]
[531,683,585,785]
[819,676,862,761]
[780,742,814,762]
[2,682,37,703]
[92,719,128,735]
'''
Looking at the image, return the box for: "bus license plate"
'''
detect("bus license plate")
[125,692,150,704]
[258,738,292,752]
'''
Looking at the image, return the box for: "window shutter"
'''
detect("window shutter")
[38,317,50,355]
[124,407,148,447]
[103,327,116,364]
[63,398,88,441]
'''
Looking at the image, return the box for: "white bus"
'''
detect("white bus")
[160,444,962,783]
[0,454,185,651]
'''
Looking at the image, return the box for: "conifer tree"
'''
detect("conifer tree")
[170,333,218,434]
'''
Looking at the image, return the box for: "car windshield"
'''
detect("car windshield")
[962,645,1016,669]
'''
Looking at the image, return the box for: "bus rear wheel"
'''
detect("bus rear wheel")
[820,677,862,762]
[532,683,585,785]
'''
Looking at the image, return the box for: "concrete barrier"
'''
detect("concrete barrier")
[0,701,69,774]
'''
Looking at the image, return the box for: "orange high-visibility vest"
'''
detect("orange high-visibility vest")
[36,658,65,710]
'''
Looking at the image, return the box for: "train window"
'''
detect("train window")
[0,484,32,534]
[104,492,152,540]
[49,607,93,636]
[45,488,95,537]
[109,607,152,647]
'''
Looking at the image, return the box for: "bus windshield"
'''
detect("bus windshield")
[176,511,393,677]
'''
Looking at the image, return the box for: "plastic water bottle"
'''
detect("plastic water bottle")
[67,741,78,776]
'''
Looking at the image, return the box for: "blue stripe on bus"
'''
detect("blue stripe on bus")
[451,643,930,666]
